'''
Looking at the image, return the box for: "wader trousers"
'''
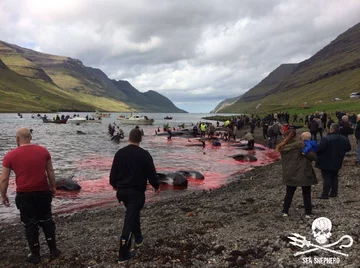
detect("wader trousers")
[15,191,57,255]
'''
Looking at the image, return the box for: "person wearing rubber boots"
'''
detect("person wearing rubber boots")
[110,128,160,262]
[0,128,61,264]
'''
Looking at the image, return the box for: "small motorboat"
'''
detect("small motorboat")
[68,117,102,124]
[42,118,68,124]
[92,110,110,118]
[118,115,154,125]
[164,116,173,120]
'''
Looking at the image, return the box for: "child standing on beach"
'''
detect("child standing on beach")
[301,132,318,154]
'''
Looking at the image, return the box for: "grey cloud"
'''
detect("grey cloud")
[0,0,360,111]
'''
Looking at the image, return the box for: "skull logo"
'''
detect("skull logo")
[312,217,332,244]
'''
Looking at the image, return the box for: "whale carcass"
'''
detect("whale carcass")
[156,172,188,187]
[55,175,82,191]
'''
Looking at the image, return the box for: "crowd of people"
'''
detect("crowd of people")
[1,109,360,264]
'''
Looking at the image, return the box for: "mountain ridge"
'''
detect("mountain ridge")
[0,40,186,113]
[218,21,360,114]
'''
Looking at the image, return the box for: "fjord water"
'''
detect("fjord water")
[0,113,278,221]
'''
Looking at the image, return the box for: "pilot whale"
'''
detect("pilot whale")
[232,154,258,162]
[156,172,188,187]
[55,175,82,191]
[176,170,205,180]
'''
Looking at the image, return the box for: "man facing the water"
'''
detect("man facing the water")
[110,128,159,262]
[0,128,60,264]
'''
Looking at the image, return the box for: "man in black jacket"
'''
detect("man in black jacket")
[110,128,159,261]
[316,123,351,199]
[339,115,354,137]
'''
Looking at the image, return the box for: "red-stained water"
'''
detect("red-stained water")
[0,113,280,221]
[51,136,279,215]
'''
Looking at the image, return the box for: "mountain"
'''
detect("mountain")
[0,41,185,113]
[210,96,241,113]
[112,80,186,112]
[217,63,298,113]
[219,22,360,114]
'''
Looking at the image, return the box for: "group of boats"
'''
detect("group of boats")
[29,111,175,126]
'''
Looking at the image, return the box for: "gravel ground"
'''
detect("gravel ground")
[0,129,359,268]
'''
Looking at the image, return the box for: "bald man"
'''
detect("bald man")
[0,128,60,264]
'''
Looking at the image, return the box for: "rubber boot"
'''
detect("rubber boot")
[26,238,41,264]
[118,237,135,262]
[45,234,61,259]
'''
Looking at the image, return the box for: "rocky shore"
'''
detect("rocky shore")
[0,129,359,268]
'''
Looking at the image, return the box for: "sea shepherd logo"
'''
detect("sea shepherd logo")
[288,217,353,265]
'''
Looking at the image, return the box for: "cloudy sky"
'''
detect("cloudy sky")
[1,0,360,112]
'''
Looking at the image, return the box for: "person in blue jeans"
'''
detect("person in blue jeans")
[355,115,360,164]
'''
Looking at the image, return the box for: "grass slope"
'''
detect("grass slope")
[0,40,184,112]
[219,22,360,115]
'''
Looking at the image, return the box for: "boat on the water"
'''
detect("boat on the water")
[92,110,110,118]
[68,117,102,124]
[118,115,154,125]
[42,118,68,124]
[117,115,126,120]
[164,116,173,120]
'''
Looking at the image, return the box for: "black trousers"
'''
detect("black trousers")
[117,189,145,244]
[310,131,317,140]
[282,186,312,214]
[317,128,323,139]
[15,191,56,252]
[262,130,268,139]
[247,140,255,149]
[321,170,339,197]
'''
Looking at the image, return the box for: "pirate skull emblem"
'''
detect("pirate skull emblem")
[312,217,332,244]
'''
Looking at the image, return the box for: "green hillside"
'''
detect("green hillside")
[0,41,185,113]
[210,96,241,113]
[219,22,360,115]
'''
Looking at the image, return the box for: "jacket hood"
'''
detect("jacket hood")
[280,139,303,152]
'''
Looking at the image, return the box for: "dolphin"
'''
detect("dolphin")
[156,172,188,187]
[76,130,86,135]
[176,170,205,180]
[232,154,258,162]
[55,175,82,191]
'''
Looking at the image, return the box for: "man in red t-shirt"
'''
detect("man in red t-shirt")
[0,128,61,264]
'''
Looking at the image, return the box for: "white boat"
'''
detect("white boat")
[92,110,111,118]
[68,117,102,124]
[118,115,154,125]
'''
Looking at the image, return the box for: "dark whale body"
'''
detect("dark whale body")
[232,154,258,162]
[177,170,205,180]
[55,175,82,191]
[237,146,265,151]
[77,130,86,135]
[156,131,190,136]
[232,143,266,150]
[156,172,188,187]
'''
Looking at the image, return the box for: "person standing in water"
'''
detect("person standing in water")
[110,128,159,262]
[0,128,61,264]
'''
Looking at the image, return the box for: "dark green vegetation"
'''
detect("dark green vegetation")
[0,41,186,113]
[202,115,240,122]
[218,22,360,115]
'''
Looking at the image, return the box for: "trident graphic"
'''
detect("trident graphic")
[288,233,353,257]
